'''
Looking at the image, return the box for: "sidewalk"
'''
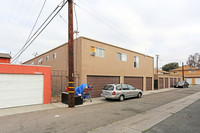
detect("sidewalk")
[88,90,200,133]
[0,88,177,117]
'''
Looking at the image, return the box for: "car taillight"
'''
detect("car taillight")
[112,91,116,95]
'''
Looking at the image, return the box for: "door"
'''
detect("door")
[159,78,164,89]
[165,78,169,88]
[122,84,130,98]
[127,84,138,97]
[124,77,143,91]
[146,77,152,91]
[195,78,200,84]
[87,76,120,98]
[185,78,192,84]
[170,78,173,88]
[0,74,44,109]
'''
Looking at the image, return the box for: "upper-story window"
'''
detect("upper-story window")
[53,53,56,59]
[117,52,127,61]
[38,58,43,65]
[189,71,196,73]
[173,71,178,73]
[134,56,139,68]
[91,46,105,58]
[46,56,49,61]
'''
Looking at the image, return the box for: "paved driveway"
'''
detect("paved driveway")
[1,85,200,133]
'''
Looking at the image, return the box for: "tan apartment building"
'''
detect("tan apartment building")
[24,37,154,98]
[154,69,182,89]
[170,65,200,85]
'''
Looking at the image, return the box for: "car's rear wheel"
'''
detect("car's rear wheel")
[119,95,124,102]
[137,92,142,98]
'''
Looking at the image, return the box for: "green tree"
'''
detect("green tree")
[162,62,179,72]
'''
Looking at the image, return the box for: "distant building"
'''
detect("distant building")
[0,53,11,63]
[170,65,200,85]
[24,36,154,99]
[154,69,182,89]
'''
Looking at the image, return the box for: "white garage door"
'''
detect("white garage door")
[195,78,200,84]
[185,78,192,84]
[0,74,44,109]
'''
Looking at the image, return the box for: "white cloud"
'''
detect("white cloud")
[0,0,200,68]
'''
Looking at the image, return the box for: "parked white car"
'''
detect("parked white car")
[101,84,142,101]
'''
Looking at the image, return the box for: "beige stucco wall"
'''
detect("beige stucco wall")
[24,37,154,91]
[80,37,154,91]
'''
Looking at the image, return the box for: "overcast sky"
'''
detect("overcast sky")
[0,0,200,68]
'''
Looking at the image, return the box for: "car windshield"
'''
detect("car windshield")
[103,85,114,91]
[178,81,184,84]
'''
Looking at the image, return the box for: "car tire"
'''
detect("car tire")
[105,98,109,101]
[119,95,124,102]
[137,93,142,98]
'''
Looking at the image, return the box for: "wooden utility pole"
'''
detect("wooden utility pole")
[156,55,159,74]
[68,0,75,107]
[182,62,184,81]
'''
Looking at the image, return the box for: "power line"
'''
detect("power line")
[74,2,137,45]
[59,13,68,25]
[12,0,47,61]
[73,2,79,32]
[12,0,68,63]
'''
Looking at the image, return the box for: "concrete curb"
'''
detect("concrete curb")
[88,91,200,133]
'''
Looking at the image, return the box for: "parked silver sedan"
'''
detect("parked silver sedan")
[101,84,142,101]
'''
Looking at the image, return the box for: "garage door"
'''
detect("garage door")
[146,77,152,91]
[159,78,164,89]
[170,78,173,88]
[195,78,200,84]
[87,76,120,98]
[174,78,177,85]
[0,74,44,109]
[165,78,169,88]
[185,78,192,84]
[124,77,143,91]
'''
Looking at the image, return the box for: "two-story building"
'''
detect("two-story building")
[24,37,154,99]
[170,65,200,85]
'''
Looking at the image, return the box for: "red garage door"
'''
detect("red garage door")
[124,77,143,91]
[87,76,120,98]
[146,77,152,91]
[165,78,169,88]
[159,78,164,89]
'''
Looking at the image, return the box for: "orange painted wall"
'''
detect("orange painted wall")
[0,58,10,63]
[0,63,51,104]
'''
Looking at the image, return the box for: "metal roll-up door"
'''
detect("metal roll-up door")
[87,76,120,98]
[170,78,173,88]
[124,77,143,91]
[165,78,168,88]
[146,77,152,91]
[159,78,164,89]
[0,74,44,109]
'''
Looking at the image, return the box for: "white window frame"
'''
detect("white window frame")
[134,56,139,68]
[53,53,56,59]
[91,47,105,58]
[189,71,196,73]
[38,58,43,65]
[117,52,127,61]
